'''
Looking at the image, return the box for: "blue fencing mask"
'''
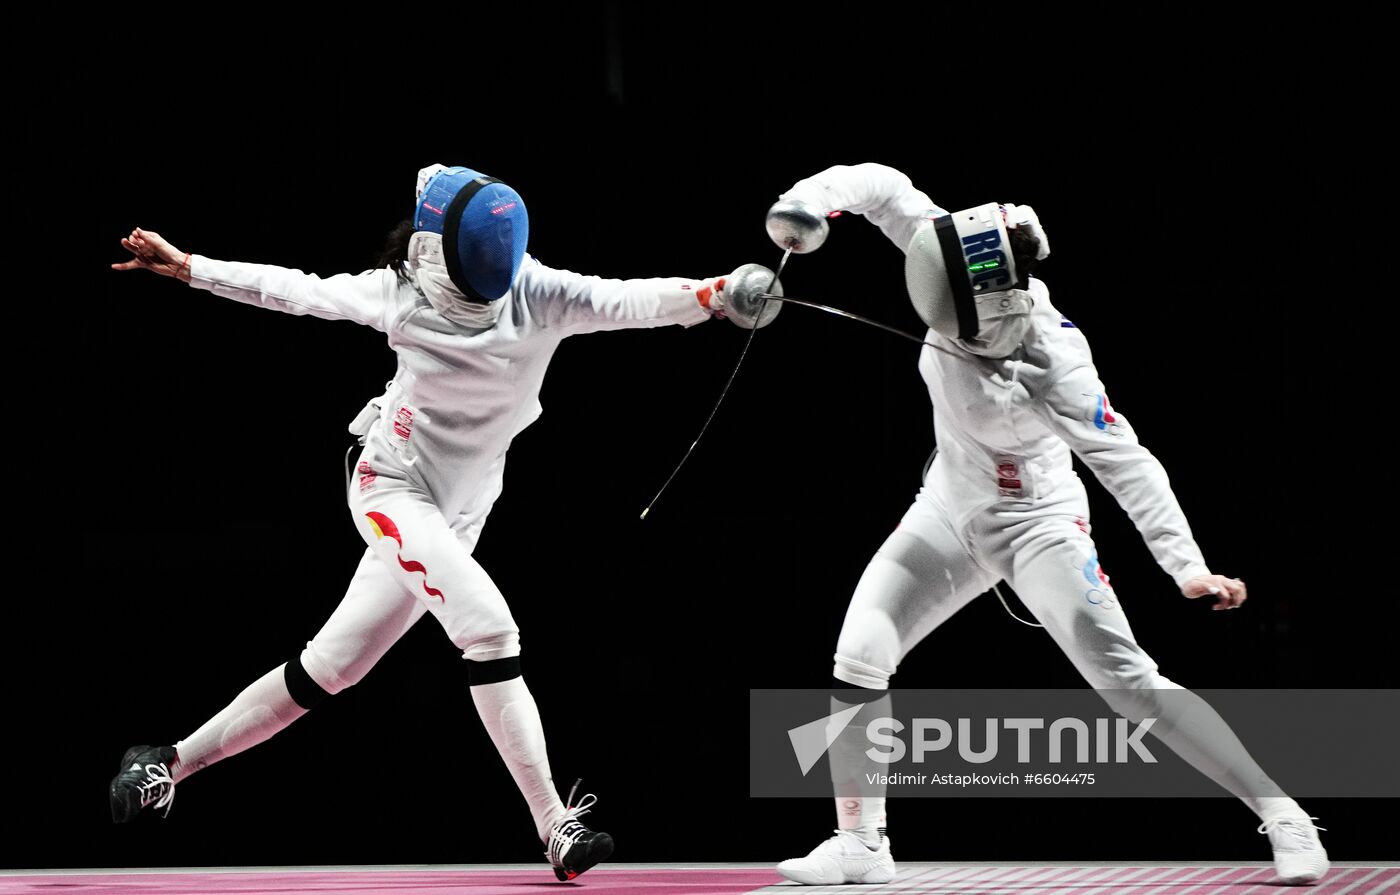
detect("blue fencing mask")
[413,165,529,303]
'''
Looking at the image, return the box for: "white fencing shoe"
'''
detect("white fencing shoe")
[777,830,896,885]
[1259,815,1329,885]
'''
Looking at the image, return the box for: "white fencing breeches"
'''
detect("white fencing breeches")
[300,461,520,695]
[833,483,1288,810]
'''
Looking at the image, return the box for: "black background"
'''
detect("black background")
[15,5,1394,870]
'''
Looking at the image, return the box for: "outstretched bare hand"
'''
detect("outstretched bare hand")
[1182,573,1247,610]
[112,228,191,281]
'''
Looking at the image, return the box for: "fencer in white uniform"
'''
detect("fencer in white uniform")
[107,165,738,881]
[766,164,1329,887]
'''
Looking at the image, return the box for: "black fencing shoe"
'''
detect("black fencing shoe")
[544,780,613,881]
[109,745,177,823]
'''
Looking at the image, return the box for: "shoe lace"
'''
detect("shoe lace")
[1258,815,1325,849]
[546,779,599,867]
[137,761,176,817]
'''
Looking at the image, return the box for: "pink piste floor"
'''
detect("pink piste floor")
[1,863,1396,894]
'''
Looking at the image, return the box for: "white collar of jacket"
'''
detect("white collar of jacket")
[407,231,504,329]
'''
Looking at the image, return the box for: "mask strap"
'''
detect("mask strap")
[934,215,979,341]
[442,176,502,303]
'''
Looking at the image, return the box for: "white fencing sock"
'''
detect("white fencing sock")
[469,661,565,843]
[171,663,309,783]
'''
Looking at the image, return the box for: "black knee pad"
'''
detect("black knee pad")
[831,676,889,704]
[284,657,332,710]
[467,655,522,686]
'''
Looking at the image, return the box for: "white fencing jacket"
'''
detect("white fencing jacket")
[189,254,710,521]
[780,164,1210,588]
